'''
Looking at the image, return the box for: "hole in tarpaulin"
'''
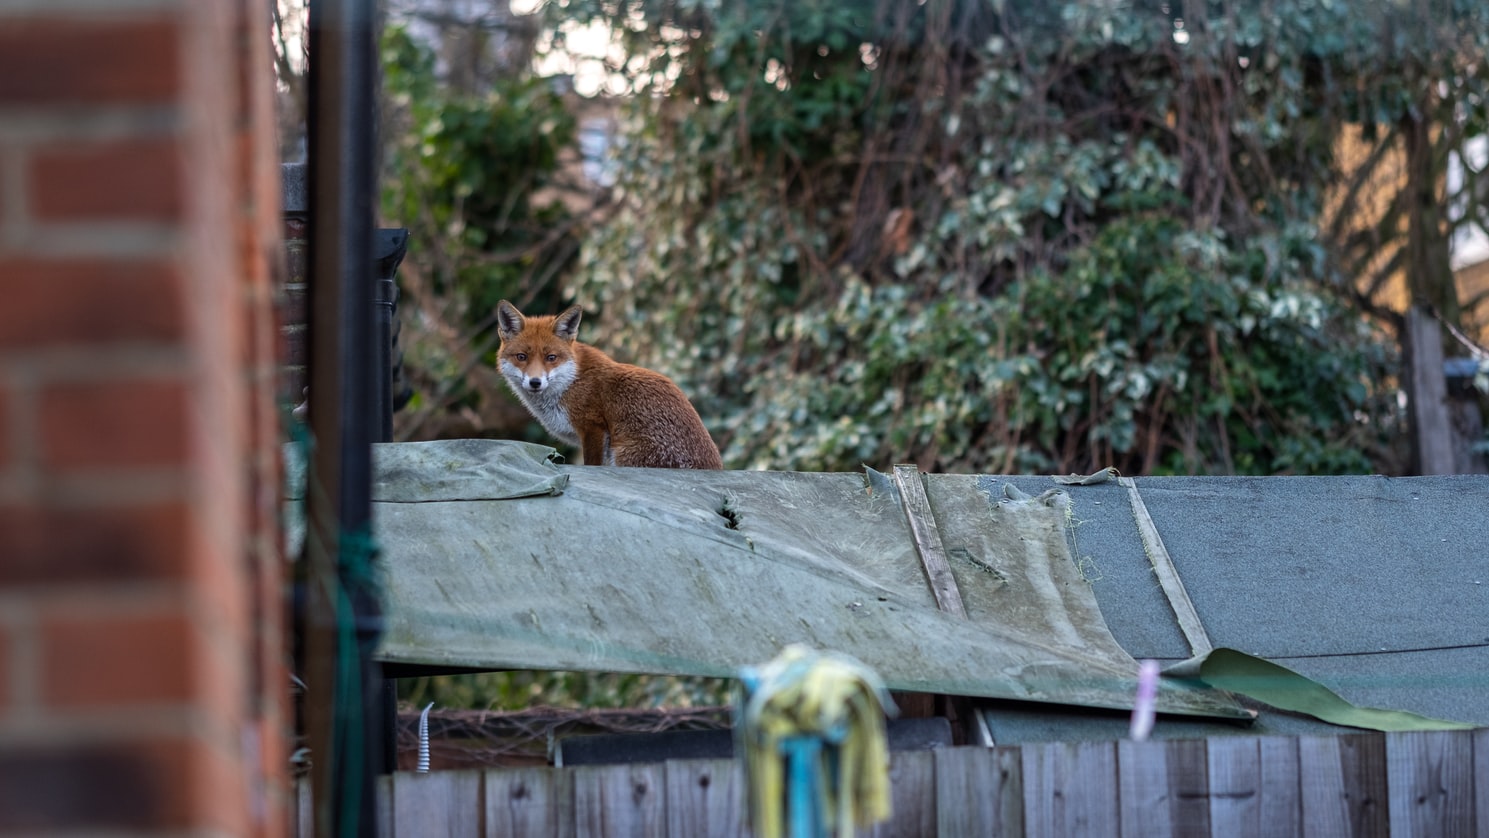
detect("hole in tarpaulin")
[717,498,742,530]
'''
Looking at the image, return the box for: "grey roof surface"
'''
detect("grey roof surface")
[976,473,1489,741]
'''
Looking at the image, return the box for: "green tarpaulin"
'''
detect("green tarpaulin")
[291,439,1251,720]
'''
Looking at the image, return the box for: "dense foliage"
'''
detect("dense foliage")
[555,0,1489,475]
[383,24,578,313]
[381,23,582,440]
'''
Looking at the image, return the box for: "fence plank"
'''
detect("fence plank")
[1257,736,1302,837]
[1206,737,1261,838]
[1024,741,1117,837]
[1298,734,1388,838]
[486,767,567,838]
[393,770,483,837]
[1386,731,1475,838]
[1298,735,1350,836]
[315,730,1482,837]
[1475,729,1489,838]
[378,774,394,838]
[664,758,748,838]
[1165,738,1211,836]
[296,778,312,838]
[932,747,1022,837]
[573,763,665,838]
[992,747,1025,837]
[1117,739,1172,838]
[873,750,935,838]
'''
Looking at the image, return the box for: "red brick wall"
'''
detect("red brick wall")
[0,2,287,835]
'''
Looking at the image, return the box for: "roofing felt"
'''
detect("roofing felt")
[967,473,1489,741]
[290,440,1489,741]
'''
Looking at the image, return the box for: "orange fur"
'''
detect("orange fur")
[495,301,723,469]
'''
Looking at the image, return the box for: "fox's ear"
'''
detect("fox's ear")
[554,305,583,341]
[495,300,524,340]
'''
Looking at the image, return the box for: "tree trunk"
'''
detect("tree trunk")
[1400,109,1461,474]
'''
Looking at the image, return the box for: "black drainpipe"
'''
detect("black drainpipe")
[305,0,381,834]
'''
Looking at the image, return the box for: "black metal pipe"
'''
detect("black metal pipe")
[306,0,381,834]
[372,228,407,777]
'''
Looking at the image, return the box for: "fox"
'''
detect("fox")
[495,300,723,469]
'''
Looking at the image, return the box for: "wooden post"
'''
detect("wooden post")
[1406,306,1455,475]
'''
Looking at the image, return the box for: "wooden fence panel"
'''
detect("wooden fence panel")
[379,775,395,838]
[291,730,1488,837]
[392,770,482,837]
[486,767,568,838]
[664,758,748,838]
[1165,738,1211,836]
[1206,736,1305,836]
[572,762,665,838]
[990,747,1025,838]
[1386,730,1475,838]
[1475,729,1489,838]
[1116,739,1173,838]
[931,747,1022,837]
[1257,736,1303,837]
[1298,734,1389,838]
[1023,741,1118,837]
[869,750,935,838]
[1205,737,1261,837]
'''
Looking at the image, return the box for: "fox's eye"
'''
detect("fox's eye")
[515,353,527,362]
[546,354,558,363]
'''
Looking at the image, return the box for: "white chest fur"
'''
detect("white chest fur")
[500,358,580,445]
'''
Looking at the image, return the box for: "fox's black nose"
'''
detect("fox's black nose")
[526,378,542,390]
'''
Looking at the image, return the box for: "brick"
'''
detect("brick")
[0,383,8,469]
[281,365,307,407]
[0,740,195,830]
[283,240,307,285]
[280,324,308,369]
[248,715,290,836]
[0,500,189,586]
[0,258,185,347]
[188,730,248,834]
[39,376,188,470]
[184,501,252,643]
[30,137,183,222]
[277,281,307,328]
[0,622,9,713]
[41,609,201,708]
[0,18,179,106]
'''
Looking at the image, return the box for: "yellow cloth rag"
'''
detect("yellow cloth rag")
[738,645,895,838]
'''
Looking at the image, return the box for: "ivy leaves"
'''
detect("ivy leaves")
[546,0,1489,474]
[382,24,577,318]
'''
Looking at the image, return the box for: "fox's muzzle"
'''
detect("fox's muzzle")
[525,377,544,391]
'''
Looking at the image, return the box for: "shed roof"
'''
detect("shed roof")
[302,440,1489,741]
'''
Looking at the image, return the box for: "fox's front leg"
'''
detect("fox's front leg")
[579,426,607,466]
